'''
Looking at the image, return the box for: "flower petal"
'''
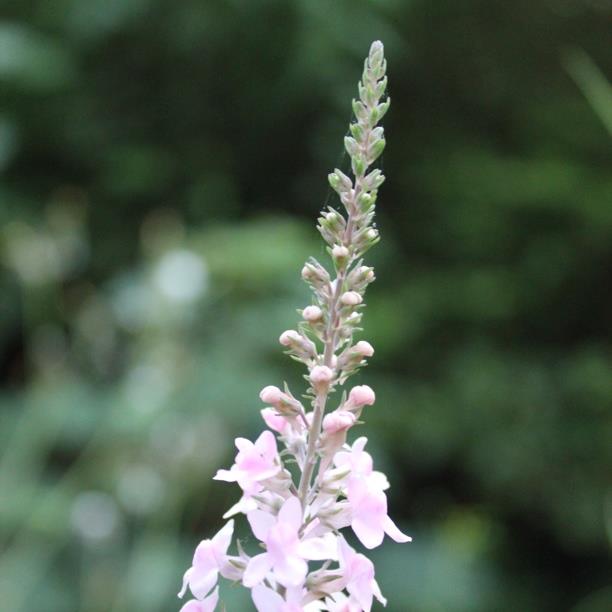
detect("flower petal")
[251,584,285,612]
[352,515,384,549]
[211,520,234,555]
[278,496,302,531]
[189,567,218,600]
[383,515,412,543]
[247,509,276,542]
[274,553,308,587]
[199,586,220,612]
[298,533,338,560]
[242,553,271,587]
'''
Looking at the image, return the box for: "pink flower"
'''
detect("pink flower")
[214,431,280,494]
[179,522,233,600]
[347,385,375,407]
[333,437,374,477]
[338,538,386,612]
[243,496,336,588]
[335,438,411,549]
[179,587,219,612]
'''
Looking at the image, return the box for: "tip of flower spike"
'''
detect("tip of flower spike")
[369,40,384,68]
[370,40,384,55]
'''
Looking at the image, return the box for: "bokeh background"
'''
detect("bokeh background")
[1,1,611,611]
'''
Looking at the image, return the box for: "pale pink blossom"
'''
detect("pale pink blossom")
[335,438,410,549]
[179,587,219,612]
[338,538,386,612]
[243,497,336,588]
[179,522,233,600]
[214,431,280,494]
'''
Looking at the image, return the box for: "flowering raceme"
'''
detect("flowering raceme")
[179,41,410,611]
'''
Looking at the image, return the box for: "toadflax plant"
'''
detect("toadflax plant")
[178,41,410,612]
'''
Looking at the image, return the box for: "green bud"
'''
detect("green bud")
[352,99,368,122]
[328,173,341,192]
[344,136,359,157]
[352,156,366,177]
[376,99,390,121]
[368,41,384,70]
[350,122,364,142]
[358,191,376,212]
[376,77,388,98]
[369,138,386,162]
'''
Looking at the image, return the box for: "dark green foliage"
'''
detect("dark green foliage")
[1,1,610,611]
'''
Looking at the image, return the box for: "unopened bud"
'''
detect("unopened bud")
[323,410,356,434]
[341,291,363,306]
[260,385,283,405]
[279,329,302,347]
[310,365,334,386]
[348,385,376,407]
[302,305,323,322]
[354,340,374,357]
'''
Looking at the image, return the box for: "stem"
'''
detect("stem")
[297,59,379,509]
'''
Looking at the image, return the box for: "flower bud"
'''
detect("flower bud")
[369,40,384,70]
[301,260,331,288]
[357,191,376,212]
[348,385,376,407]
[341,291,363,306]
[354,340,374,357]
[368,137,386,163]
[302,305,323,322]
[344,136,360,157]
[310,365,334,386]
[332,245,349,259]
[332,244,350,269]
[259,385,283,405]
[279,329,302,347]
[322,410,356,434]
[363,169,385,191]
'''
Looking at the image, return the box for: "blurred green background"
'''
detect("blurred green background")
[1,1,611,611]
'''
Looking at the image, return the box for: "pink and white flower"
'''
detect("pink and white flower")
[178,522,234,601]
[214,431,281,494]
[243,496,336,588]
[335,438,411,549]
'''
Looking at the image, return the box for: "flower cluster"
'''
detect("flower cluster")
[179,41,410,612]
